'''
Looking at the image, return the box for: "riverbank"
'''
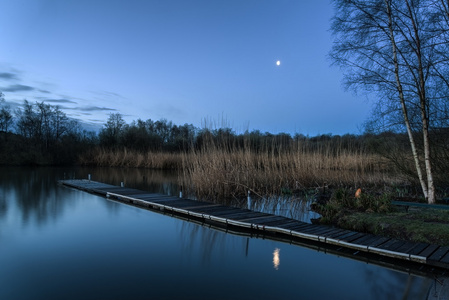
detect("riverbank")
[312,189,449,246]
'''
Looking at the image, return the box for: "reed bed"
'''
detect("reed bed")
[79,148,183,169]
[80,140,406,200]
[180,141,404,200]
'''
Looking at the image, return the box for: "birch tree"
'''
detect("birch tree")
[330,0,449,203]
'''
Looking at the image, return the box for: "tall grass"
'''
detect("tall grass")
[79,147,182,169]
[180,138,402,200]
[80,138,405,200]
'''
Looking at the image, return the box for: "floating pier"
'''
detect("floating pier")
[60,179,449,274]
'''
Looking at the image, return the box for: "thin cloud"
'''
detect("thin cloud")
[43,98,78,104]
[91,90,125,99]
[78,106,117,112]
[2,84,35,92]
[0,72,18,81]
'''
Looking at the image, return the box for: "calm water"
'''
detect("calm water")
[0,167,437,299]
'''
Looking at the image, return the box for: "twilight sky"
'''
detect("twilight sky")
[0,0,371,135]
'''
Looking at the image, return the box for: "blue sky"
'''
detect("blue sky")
[0,0,371,135]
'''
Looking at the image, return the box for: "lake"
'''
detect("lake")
[0,167,439,299]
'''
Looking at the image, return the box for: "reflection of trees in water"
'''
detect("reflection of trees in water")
[0,167,74,227]
[177,221,247,265]
[72,167,179,195]
[427,277,449,299]
[0,191,7,218]
[362,263,432,300]
[0,188,7,239]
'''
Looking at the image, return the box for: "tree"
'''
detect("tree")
[99,113,126,147]
[0,93,13,141]
[15,100,38,140]
[330,0,449,203]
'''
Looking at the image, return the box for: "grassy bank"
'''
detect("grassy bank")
[313,189,449,246]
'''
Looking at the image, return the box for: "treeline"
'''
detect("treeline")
[0,98,96,165]
[1,97,449,187]
[97,112,369,154]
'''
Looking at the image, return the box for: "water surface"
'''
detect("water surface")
[0,167,436,299]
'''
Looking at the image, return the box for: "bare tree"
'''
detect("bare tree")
[99,113,126,147]
[0,92,13,141]
[330,0,449,203]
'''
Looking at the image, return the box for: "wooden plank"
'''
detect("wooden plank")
[203,208,244,216]
[187,205,231,213]
[265,219,301,227]
[244,215,289,224]
[358,235,388,247]
[407,243,430,256]
[292,222,318,231]
[166,200,209,209]
[303,226,334,235]
[96,187,128,192]
[289,224,315,232]
[135,194,177,200]
[382,240,407,252]
[440,250,449,264]
[277,222,308,230]
[312,227,337,236]
[335,231,359,241]
[320,228,348,238]
[428,246,449,262]
[237,214,280,222]
[343,232,367,243]
[113,189,148,196]
[297,225,331,235]
[365,236,390,248]
[323,229,353,239]
[141,197,181,203]
[393,241,420,254]
[146,199,193,207]
[350,234,376,245]
[376,238,401,250]
[250,216,290,225]
[179,204,222,210]
[418,244,440,258]
[221,211,268,220]
[253,216,288,227]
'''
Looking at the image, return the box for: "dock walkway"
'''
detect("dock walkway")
[60,179,449,272]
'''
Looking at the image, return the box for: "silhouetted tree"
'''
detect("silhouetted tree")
[99,113,126,147]
[0,93,13,141]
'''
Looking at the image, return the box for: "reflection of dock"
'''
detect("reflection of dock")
[60,179,449,273]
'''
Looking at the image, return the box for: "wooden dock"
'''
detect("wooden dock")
[60,179,449,274]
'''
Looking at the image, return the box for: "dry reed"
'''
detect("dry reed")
[180,140,403,200]
[79,147,183,169]
[79,140,405,200]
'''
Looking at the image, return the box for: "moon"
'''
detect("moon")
[276,60,281,66]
